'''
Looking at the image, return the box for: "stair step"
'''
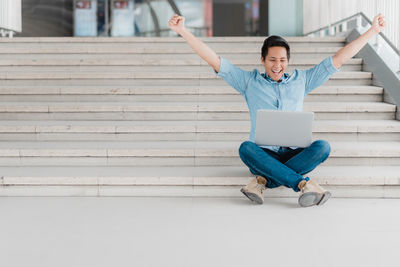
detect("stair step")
[0,120,399,133]
[0,85,382,95]
[0,37,347,43]
[0,58,363,66]
[0,78,371,86]
[0,85,382,102]
[0,120,398,142]
[0,53,349,61]
[0,101,393,112]
[0,140,398,155]
[0,95,381,103]
[0,165,398,186]
[0,141,399,166]
[0,64,362,72]
[0,166,399,197]
[0,46,343,54]
[0,102,394,121]
[0,71,371,79]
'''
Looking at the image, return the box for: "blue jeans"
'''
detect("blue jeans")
[238,140,331,192]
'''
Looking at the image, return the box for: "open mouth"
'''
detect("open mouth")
[271,69,282,76]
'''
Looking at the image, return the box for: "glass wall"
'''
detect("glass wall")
[20,0,267,37]
[133,0,210,37]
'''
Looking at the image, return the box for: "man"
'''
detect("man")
[168,13,386,207]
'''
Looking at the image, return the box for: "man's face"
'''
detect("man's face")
[261,46,289,82]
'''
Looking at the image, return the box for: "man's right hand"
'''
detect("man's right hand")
[167,14,220,72]
[168,14,186,35]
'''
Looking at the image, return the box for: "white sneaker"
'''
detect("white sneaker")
[298,179,331,207]
[240,176,267,204]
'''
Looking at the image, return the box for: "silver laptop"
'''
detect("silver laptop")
[255,110,314,147]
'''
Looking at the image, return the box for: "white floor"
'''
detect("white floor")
[1,197,399,267]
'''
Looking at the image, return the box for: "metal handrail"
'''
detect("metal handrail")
[305,12,400,57]
[304,13,360,36]
[358,12,399,56]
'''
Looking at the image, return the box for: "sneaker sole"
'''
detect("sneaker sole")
[298,192,323,207]
[317,191,331,206]
[240,188,263,204]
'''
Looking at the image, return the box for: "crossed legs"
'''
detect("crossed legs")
[238,140,331,192]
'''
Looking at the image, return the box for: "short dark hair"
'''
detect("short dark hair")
[261,35,290,61]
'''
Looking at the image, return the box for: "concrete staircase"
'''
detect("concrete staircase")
[0,37,399,197]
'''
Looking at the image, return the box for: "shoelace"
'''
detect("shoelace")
[256,183,266,193]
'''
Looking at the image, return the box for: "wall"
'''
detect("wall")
[268,0,303,36]
[303,0,400,50]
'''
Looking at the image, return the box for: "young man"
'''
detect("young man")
[168,14,386,207]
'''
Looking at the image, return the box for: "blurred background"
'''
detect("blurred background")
[19,0,268,37]
[0,0,398,50]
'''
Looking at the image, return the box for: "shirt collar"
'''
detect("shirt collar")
[262,72,290,84]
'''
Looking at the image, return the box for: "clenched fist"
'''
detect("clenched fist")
[168,14,186,35]
[370,13,386,33]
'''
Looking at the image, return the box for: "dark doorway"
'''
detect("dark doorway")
[258,0,268,36]
[212,0,268,36]
[213,3,245,36]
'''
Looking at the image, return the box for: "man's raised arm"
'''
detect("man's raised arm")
[332,13,386,69]
[168,14,221,72]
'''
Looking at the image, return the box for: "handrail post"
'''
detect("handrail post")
[356,15,362,29]
[342,21,347,32]
[329,24,334,35]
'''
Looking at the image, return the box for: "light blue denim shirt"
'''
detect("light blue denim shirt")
[216,56,340,152]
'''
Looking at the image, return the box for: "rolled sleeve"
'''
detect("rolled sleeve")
[324,55,340,74]
[304,56,340,95]
[214,57,253,95]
